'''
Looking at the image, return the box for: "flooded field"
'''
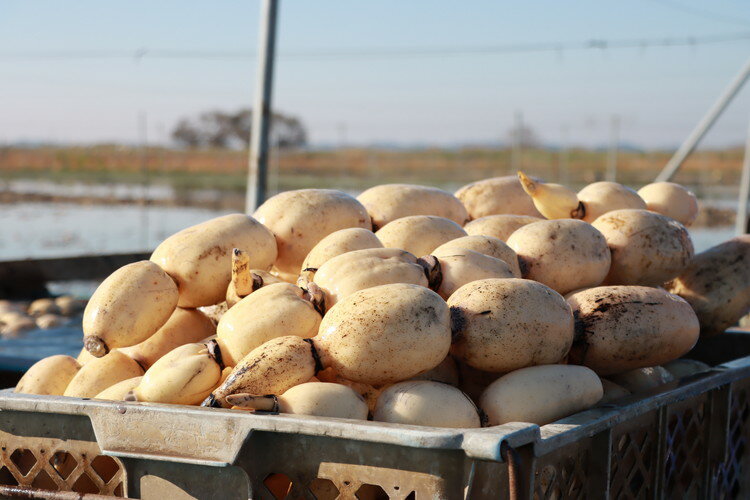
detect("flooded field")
[0,200,736,261]
[0,202,233,260]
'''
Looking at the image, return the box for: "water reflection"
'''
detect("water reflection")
[0,202,233,260]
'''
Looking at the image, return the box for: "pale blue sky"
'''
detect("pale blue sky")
[1,0,750,148]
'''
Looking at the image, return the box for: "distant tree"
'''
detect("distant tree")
[271,113,307,149]
[228,110,253,147]
[171,109,307,150]
[171,119,202,148]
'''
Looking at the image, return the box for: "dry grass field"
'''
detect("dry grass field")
[0,144,744,197]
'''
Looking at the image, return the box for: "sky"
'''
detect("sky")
[1,0,750,149]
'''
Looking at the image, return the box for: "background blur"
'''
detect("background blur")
[2,0,750,265]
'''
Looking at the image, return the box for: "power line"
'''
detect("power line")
[280,32,750,60]
[1,32,749,61]
[645,0,750,29]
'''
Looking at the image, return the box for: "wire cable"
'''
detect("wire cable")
[1,32,749,61]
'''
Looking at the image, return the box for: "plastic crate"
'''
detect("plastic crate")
[0,331,749,499]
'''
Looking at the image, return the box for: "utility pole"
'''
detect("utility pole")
[606,115,620,182]
[337,122,348,188]
[138,112,149,249]
[338,122,348,146]
[245,0,279,213]
[511,111,523,172]
[559,125,570,185]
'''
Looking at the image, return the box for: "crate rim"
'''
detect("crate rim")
[535,355,750,455]
[1,345,748,468]
[0,388,539,466]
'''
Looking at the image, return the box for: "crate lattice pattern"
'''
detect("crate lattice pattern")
[713,386,750,499]
[610,425,656,500]
[533,448,588,500]
[0,431,125,496]
[261,474,402,499]
[664,400,708,498]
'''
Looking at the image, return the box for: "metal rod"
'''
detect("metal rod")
[245,0,279,213]
[655,58,750,182]
[500,441,522,500]
[736,110,750,235]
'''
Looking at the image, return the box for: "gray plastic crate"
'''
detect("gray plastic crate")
[0,331,749,499]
